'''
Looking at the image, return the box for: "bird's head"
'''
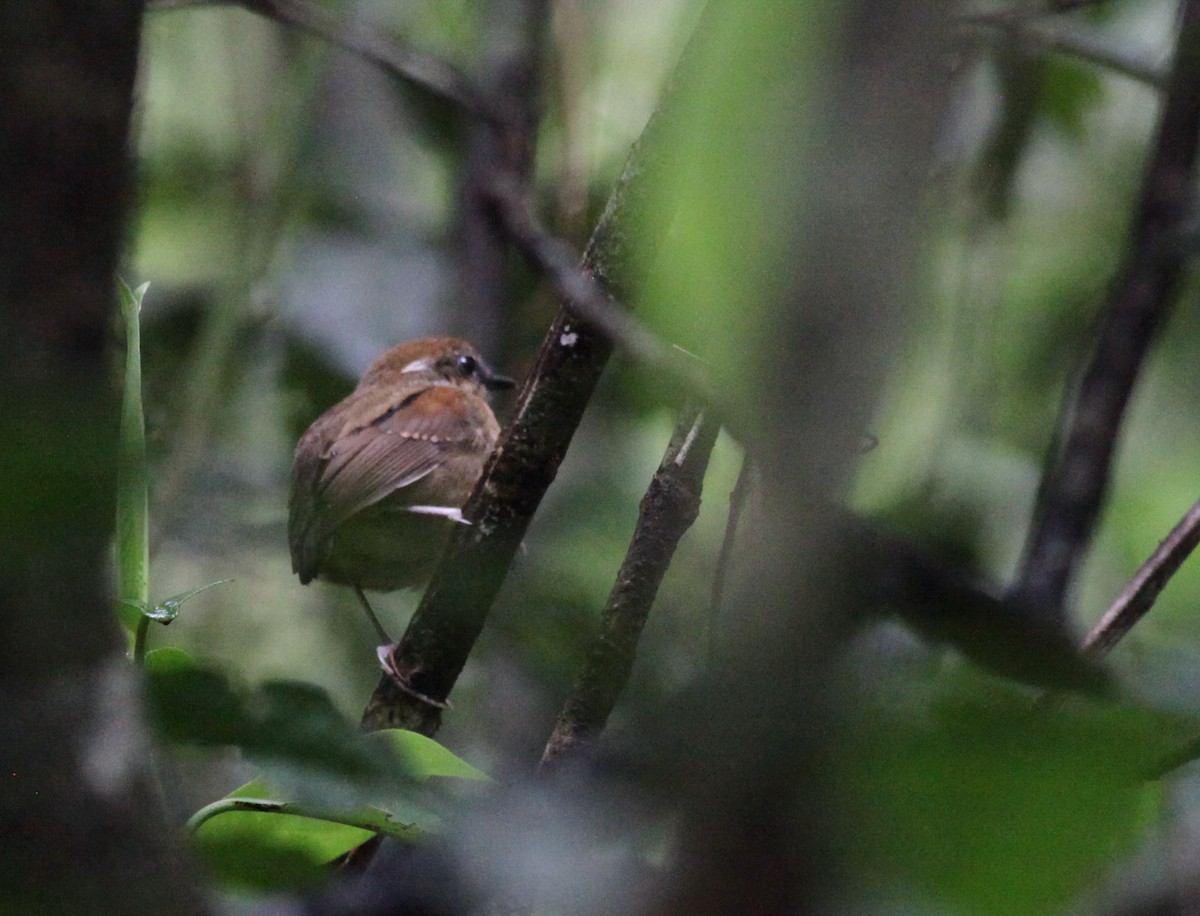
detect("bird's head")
[360,336,514,397]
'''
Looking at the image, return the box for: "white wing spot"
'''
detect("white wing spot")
[407,506,471,524]
[560,331,579,347]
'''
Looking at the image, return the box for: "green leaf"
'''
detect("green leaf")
[146,665,245,747]
[191,782,374,892]
[143,646,195,674]
[222,778,422,839]
[114,277,149,634]
[840,674,1191,915]
[149,670,473,867]
[122,579,233,623]
[189,778,422,892]
[146,670,417,785]
[373,729,492,782]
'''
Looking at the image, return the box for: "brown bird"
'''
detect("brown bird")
[288,336,513,641]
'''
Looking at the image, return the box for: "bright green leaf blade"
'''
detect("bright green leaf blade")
[115,277,149,634]
[190,777,418,892]
[191,804,374,892]
[221,780,424,841]
[143,646,194,674]
[228,777,276,800]
[636,6,833,408]
[374,729,492,782]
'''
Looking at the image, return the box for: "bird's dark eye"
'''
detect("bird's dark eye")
[456,354,478,377]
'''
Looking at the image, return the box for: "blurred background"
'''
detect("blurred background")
[126,0,1200,910]
[133,0,712,776]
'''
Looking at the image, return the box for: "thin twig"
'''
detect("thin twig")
[707,452,751,662]
[539,405,721,772]
[1125,500,1200,781]
[1083,497,1200,655]
[1010,1,1200,623]
[359,23,697,734]
[149,0,491,120]
[484,174,725,427]
[354,585,392,644]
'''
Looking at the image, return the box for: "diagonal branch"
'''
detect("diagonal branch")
[360,22,699,734]
[539,404,721,772]
[1083,497,1200,655]
[483,174,725,427]
[1010,2,1200,624]
[149,0,492,120]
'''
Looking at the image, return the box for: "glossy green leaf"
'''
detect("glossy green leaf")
[191,779,375,892]
[373,729,492,783]
[189,777,426,892]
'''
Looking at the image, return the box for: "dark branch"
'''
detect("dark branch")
[1010,2,1200,623]
[149,0,492,120]
[1083,498,1200,655]
[484,174,725,426]
[869,519,1110,695]
[1136,502,1200,781]
[0,1,208,909]
[360,35,694,734]
[539,404,721,772]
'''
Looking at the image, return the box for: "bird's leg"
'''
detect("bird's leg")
[353,585,392,644]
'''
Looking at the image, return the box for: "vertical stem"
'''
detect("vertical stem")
[116,279,151,652]
[707,452,751,662]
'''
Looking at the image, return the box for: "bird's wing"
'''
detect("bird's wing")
[288,385,478,582]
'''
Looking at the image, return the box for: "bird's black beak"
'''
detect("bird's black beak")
[484,372,515,391]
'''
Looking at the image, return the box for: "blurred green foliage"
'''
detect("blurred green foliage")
[840,669,1192,915]
[126,0,1200,910]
